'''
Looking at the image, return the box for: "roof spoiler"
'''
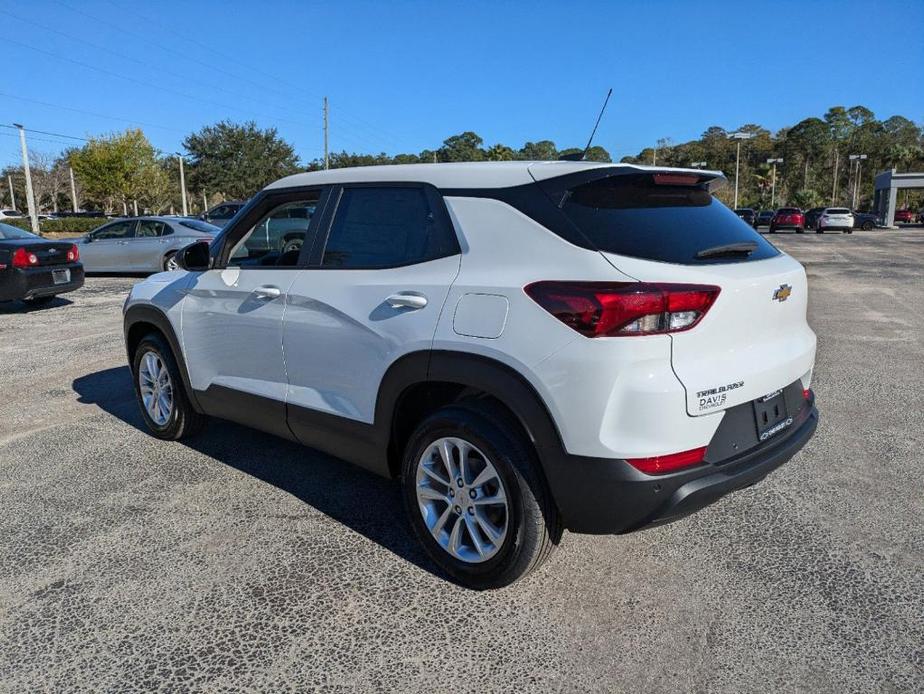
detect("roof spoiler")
[529,164,727,207]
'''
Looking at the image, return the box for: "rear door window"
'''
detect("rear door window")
[321,187,457,269]
[556,173,779,264]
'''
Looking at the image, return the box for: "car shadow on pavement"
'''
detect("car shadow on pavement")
[0,296,74,313]
[72,365,440,580]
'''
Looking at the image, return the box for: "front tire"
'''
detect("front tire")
[131,333,206,440]
[401,403,560,589]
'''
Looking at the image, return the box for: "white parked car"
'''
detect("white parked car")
[0,209,23,219]
[123,162,819,588]
[816,208,854,233]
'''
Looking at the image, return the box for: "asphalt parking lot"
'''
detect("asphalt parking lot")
[1,230,922,692]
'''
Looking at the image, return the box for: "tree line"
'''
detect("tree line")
[2,105,921,216]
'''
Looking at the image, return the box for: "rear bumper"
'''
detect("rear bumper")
[0,264,84,301]
[543,398,819,534]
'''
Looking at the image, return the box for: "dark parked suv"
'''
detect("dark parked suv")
[734,208,757,227]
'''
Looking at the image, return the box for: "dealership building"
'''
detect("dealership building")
[873,169,924,226]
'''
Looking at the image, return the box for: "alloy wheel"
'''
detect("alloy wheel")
[415,436,509,564]
[138,351,173,426]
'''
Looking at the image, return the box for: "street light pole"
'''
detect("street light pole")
[175,153,188,216]
[729,132,755,209]
[767,158,783,207]
[849,154,867,209]
[13,124,39,234]
[69,166,78,212]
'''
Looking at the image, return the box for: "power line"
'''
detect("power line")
[0,7,317,125]
[0,124,87,142]
[0,91,186,134]
[95,0,416,149]
[5,36,322,132]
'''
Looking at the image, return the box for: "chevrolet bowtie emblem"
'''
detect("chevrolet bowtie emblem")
[773,284,792,302]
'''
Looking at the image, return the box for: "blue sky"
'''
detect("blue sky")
[3,0,922,167]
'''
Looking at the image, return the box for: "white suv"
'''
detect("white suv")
[816,207,855,233]
[123,162,819,589]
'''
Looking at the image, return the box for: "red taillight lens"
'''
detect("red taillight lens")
[626,446,707,475]
[525,282,720,337]
[66,244,79,262]
[803,388,812,401]
[12,247,38,268]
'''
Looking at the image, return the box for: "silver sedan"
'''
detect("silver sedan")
[75,217,220,273]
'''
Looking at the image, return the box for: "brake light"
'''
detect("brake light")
[803,388,812,401]
[626,446,707,474]
[66,244,79,262]
[11,248,38,268]
[525,281,720,337]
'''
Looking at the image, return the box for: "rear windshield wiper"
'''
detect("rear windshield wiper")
[695,242,758,259]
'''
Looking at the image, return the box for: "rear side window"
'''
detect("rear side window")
[558,174,779,264]
[322,187,456,269]
[827,208,850,214]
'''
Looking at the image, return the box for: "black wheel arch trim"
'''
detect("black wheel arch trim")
[123,303,203,412]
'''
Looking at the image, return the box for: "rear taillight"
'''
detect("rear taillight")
[803,388,812,401]
[525,282,720,337]
[66,244,79,262]
[626,446,707,475]
[11,248,38,268]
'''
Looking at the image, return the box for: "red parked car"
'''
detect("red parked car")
[769,208,805,233]
[894,210,914,224]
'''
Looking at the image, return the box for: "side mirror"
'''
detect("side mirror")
[175,240,211,271]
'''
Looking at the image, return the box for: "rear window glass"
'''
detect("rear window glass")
[179,219,219,233]
[557,173,779,264]
[0,222,37,239]
[777,208,800,214]
[826,208,850,214]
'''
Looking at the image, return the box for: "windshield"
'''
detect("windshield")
[556,173,779,264]
[179,219,220,233]
[0,222,38,240]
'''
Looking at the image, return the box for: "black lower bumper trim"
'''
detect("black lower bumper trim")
[542,403,818,535]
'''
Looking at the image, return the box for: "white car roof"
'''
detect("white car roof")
[264,161,725,191]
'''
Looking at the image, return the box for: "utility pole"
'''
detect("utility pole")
[849,154,867,209]
[729,132,755,210]
[767,158,783,207]
[7,175,15,210]
[175,153,188,216]
[323,96,329,170]
[14,124,39,233]
[652,144,656,166]
[202,191,208,214]
[831,149,839,204]
[69,166,78,212]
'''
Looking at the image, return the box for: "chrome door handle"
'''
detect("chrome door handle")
[253,285,282,299]
[386,292,428,309]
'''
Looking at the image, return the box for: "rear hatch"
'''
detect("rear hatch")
[822,208,853,225]
[530,164,816,416]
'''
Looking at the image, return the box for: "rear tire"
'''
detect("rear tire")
[401,403,560,590]
[131,333,206,440]
[862,221,873,231]
[163,251,179,272]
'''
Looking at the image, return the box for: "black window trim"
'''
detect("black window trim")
[311,181,461,271]
[212,186,331,270]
